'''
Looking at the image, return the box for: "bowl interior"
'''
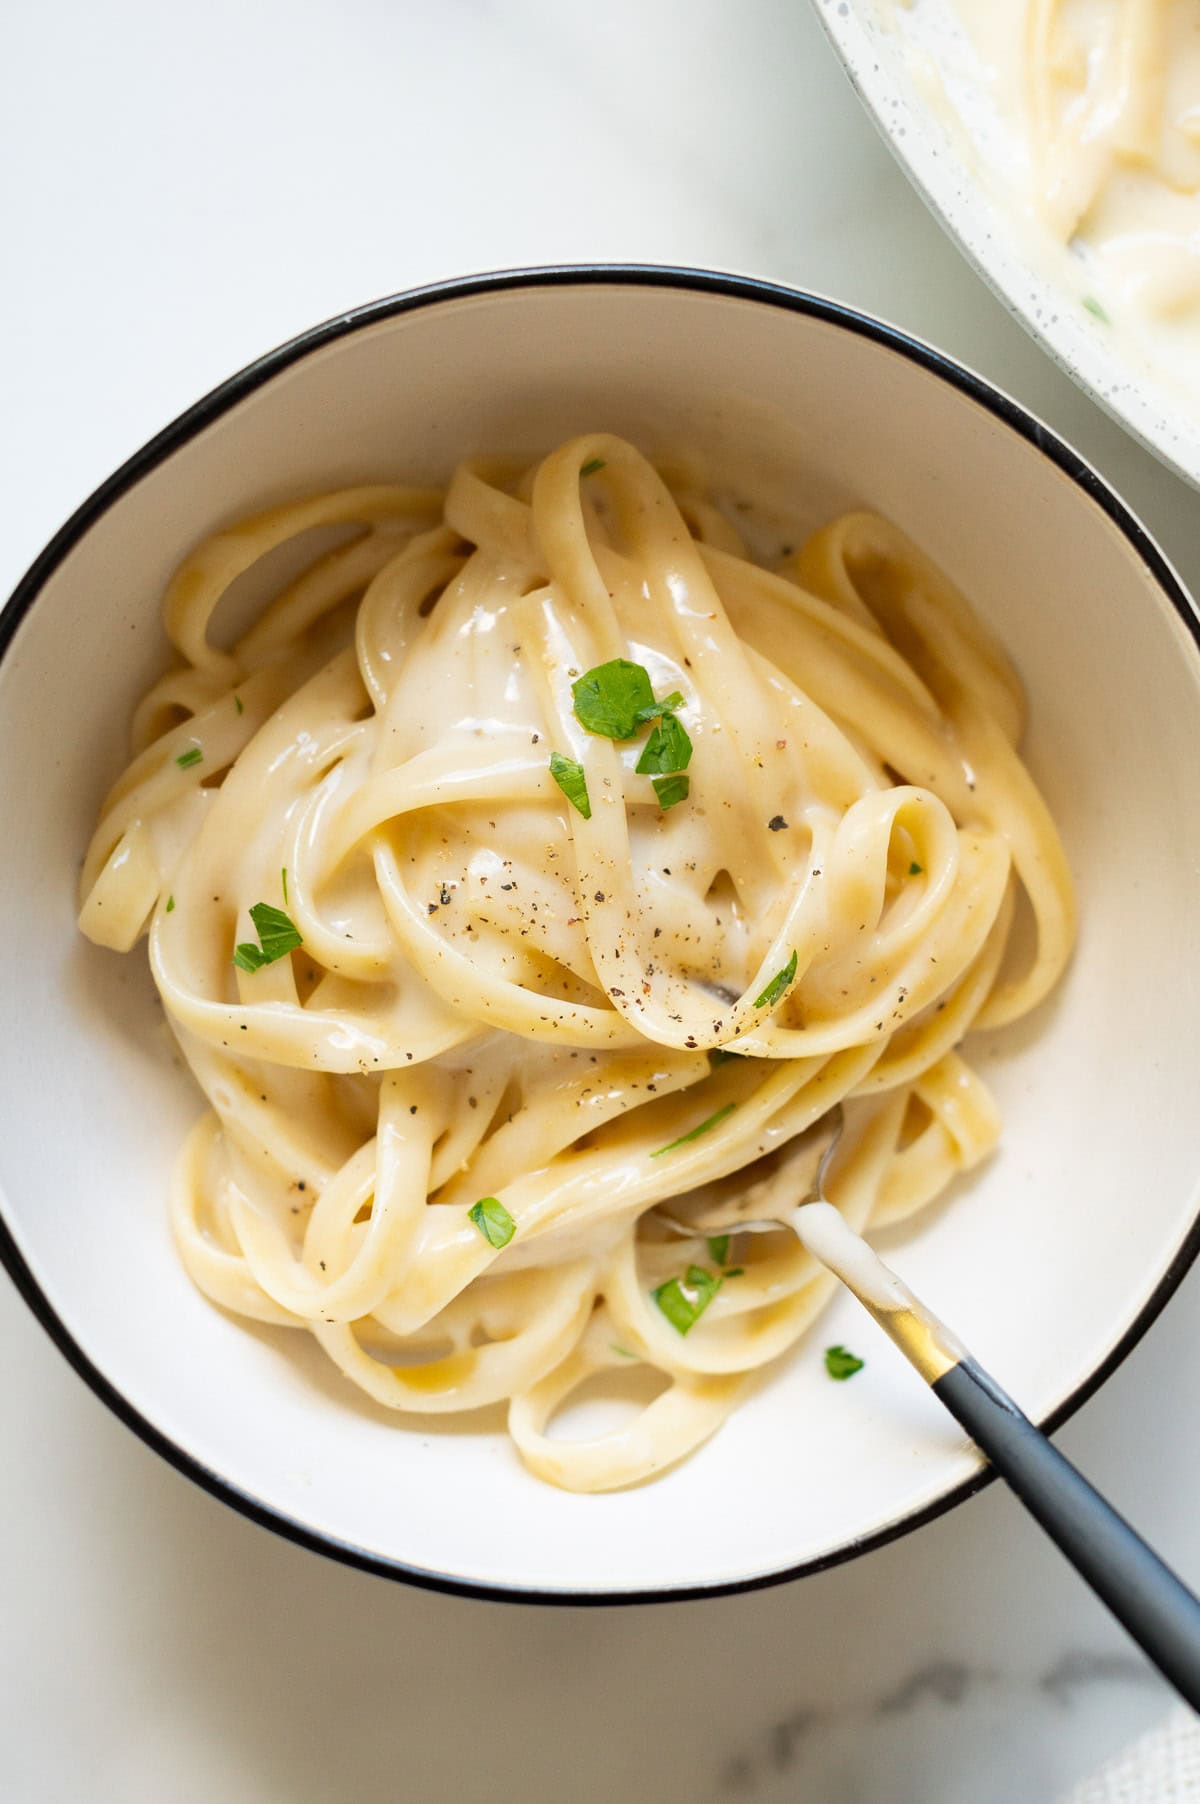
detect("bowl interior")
[3,275,1200,1597]
[815,0,1200,492]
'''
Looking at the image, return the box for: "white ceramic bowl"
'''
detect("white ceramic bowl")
[814,0,1200,490]
[3,268,1200,1601]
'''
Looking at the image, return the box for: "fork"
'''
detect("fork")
[659,1109,1200,1708]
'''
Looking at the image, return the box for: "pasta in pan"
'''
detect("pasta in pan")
[78,434,1073,1491]
[894,0,1200,385]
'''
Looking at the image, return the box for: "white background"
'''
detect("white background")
[3,2,1200,1798]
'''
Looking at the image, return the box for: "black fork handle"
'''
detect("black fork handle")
[933,1358,1200,1711]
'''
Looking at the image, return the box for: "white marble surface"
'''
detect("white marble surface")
[3,1,1199,1798]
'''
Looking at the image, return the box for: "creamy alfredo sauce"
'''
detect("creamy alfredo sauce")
[891,0,1200,404]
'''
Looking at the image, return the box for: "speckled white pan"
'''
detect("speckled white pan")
[2,269,1200,1600]
[815,0,1200,491]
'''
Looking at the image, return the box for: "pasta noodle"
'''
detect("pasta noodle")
[78,435,1074,1491]
[896,0,1200,383]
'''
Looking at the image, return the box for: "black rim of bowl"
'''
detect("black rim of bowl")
[3,263,1199,1606]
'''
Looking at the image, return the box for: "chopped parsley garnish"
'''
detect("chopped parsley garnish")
[572,659,656,739]
[232,901,303,972]
[651,1101,736,1157]
[909,861,923,875]
[165,895,175,913]
[468,1195,516,1249]
[580,457,606,477]
[548,751,592,819]
[654,1264,722,1334]
[572,660,693,811]
[724,1267,745,1278]
[175,746,203,769]
[707,1234,730,1265]
[754,948,798,1011]
[281,866,289,904]
[633,690,684,725]
[610,1342,637,1359]
[825,1344,865,1381]
[652,773,690,810]
[1083,294,1110,324]
[636,711,692,777]
[233,694,244,715]
[709,1046,745,1066]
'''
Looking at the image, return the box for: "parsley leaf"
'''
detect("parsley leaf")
[281,866,289,904]
[580,457,606,477]
[651,1101,736,1157]
[233,945,268,973]
[709,1046,745,1066]
[825,1344,865,1381]
[909,861,923,876]
[754,948,798,1011]
[165,895,175,913]
[636,711,692,776]
[232,901,302,973]
[654,1264,722,1335]
[175,746,203,769]
[572,659,655,739]
[707,1234,730,1265]
[233,694,244,715]
[652,773,690,810]
[633,690,684,725]
[469,1195,516,1249]
[548,751,592,819]
[1083,295,1110,324]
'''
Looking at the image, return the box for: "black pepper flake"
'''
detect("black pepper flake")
[768,815,788,832]
[410,1105,418,1114]
[594,890,605,902]
[297,1181,307,1192]
[440,884,451,905]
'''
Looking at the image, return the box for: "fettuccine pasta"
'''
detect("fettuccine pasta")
[78,435,1073,1491]
[894,0,1200,389]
